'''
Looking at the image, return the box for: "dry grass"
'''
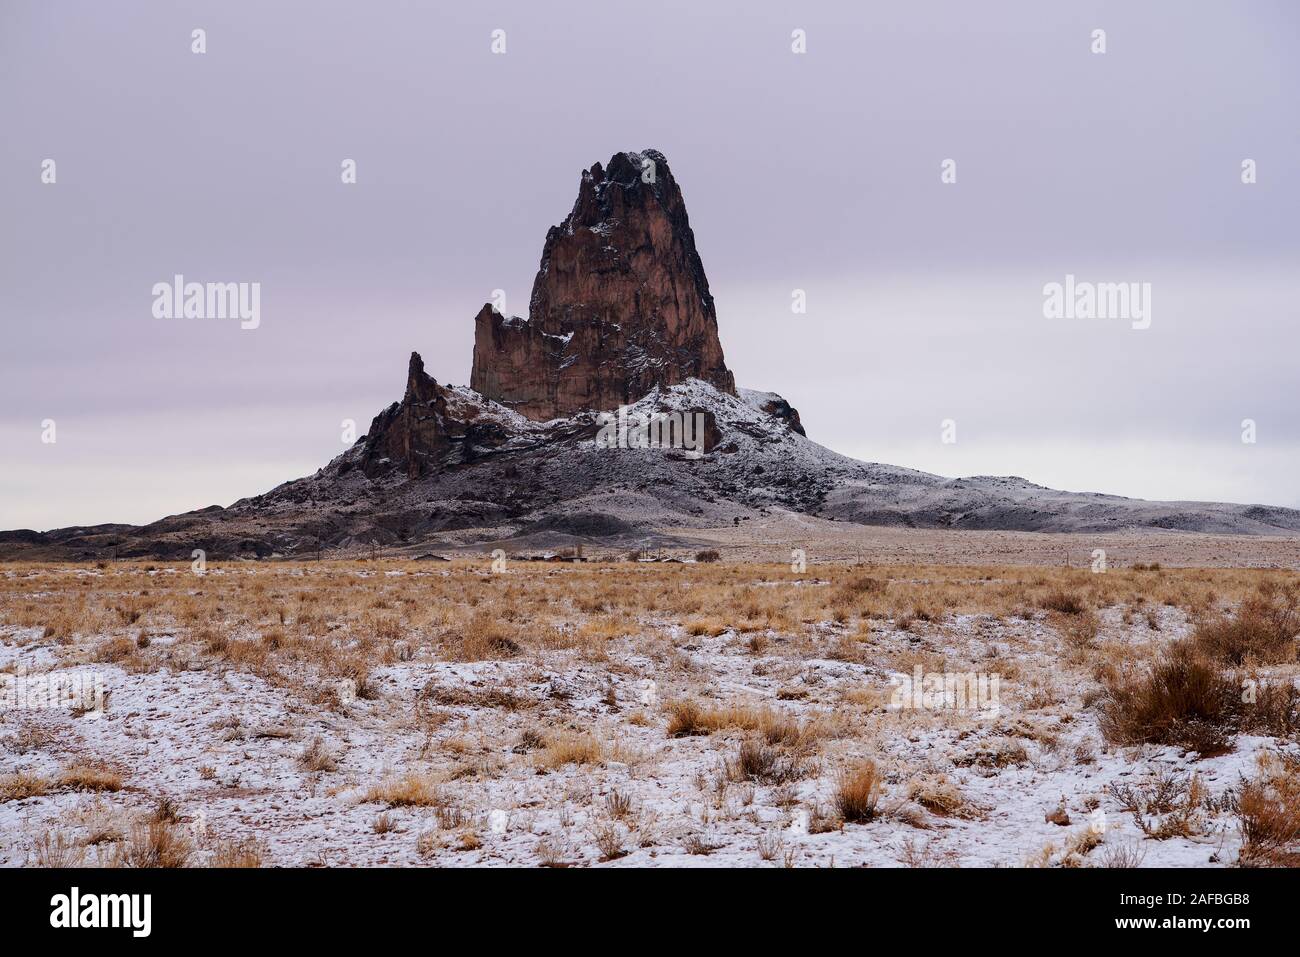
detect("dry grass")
[1098,643,1239,755]
[1191,582,1299,666]
[1040,589,1087,615]
[589,822,628,861]
[834,759,883,823]
[907,775,982,820]
[57,763,124,793]
[664,699,810,745]
[0,559,1292,700]
[1237,753,1300,866]
[0,771,51,801]
[111,820,192,868]
[28,831,86,867]
[363,772,445,808]
[298,736,338,772]
[536,731,603,769]
[209,837,264,868]
[1099,637,1299,755]
[1,558,1298,866]
[724,738,809,785]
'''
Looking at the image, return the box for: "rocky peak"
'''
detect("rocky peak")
[470,149,736,420]
[359,352,452,478]
[355,152,801,480]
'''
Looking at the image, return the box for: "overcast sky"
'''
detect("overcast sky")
[2,0,1297,530]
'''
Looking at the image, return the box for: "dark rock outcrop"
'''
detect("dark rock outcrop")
[747,392,806,437]
[360,353,452,478]
[471,149,736,419]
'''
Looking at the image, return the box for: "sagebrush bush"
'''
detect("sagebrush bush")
[1191,583,1299,666]
[1237,755,1300,867]
[1098,643,1236,755]
[1040,589,1086,615]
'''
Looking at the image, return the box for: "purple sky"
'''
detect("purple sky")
[2,0,1298,530]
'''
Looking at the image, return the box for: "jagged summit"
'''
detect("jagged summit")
[353,149,759,483]
[470,149,735,420]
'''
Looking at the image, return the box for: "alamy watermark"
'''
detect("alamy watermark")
[1043,274,1150,330]
[1,665,105,719]
[595,407,706,458]
[889,666,1001,719]
[152,275,260,330]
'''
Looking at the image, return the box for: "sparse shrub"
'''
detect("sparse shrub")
[590,822,628,860]
[684,617,728,637]
[1191,583,1300,666]
[834,759,882,823]
[534,836,568,867]
[28,831,85,868]
[952,737,1029,769]
[1112,771,1213,840]
[604,789,634,820]
[435,805,473,830]
[113,599,143,625]
[694,550,721,563]
[1066,827,1103,858]
[417,830,443,859]
[682,833,720,856]
[115,820,192,868]
[1243,679,1300,737]
[1100,841,1147,868]
[210,837,264,868]
[421,682,527,711]
[907,775,980,819]
[756,831,784,862]
[150,796,181,824]
[725,738,806,785]
[1040,590,1086,615]
[81,804,124,846]
[664,699,808,745]
[94,636,139,663]
[198,627,230,655]
[455,613,522,660]
[514,728,545,752]
[1098,643,1236,755]
[299,736,338,772]
[1058,609,1100,648]
[665,699,707,737]
[1237,754,1300,866]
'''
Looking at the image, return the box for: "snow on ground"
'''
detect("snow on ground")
[0,593,1282,868]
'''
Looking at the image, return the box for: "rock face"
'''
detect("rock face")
[360,353,451,478]
[742,390,806,437]
[471,149,736,420]
[359,352,520,479]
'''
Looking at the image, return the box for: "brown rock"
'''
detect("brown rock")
[360,352,451,478]
[471,149,736,420]
[1045,800,1071,826]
